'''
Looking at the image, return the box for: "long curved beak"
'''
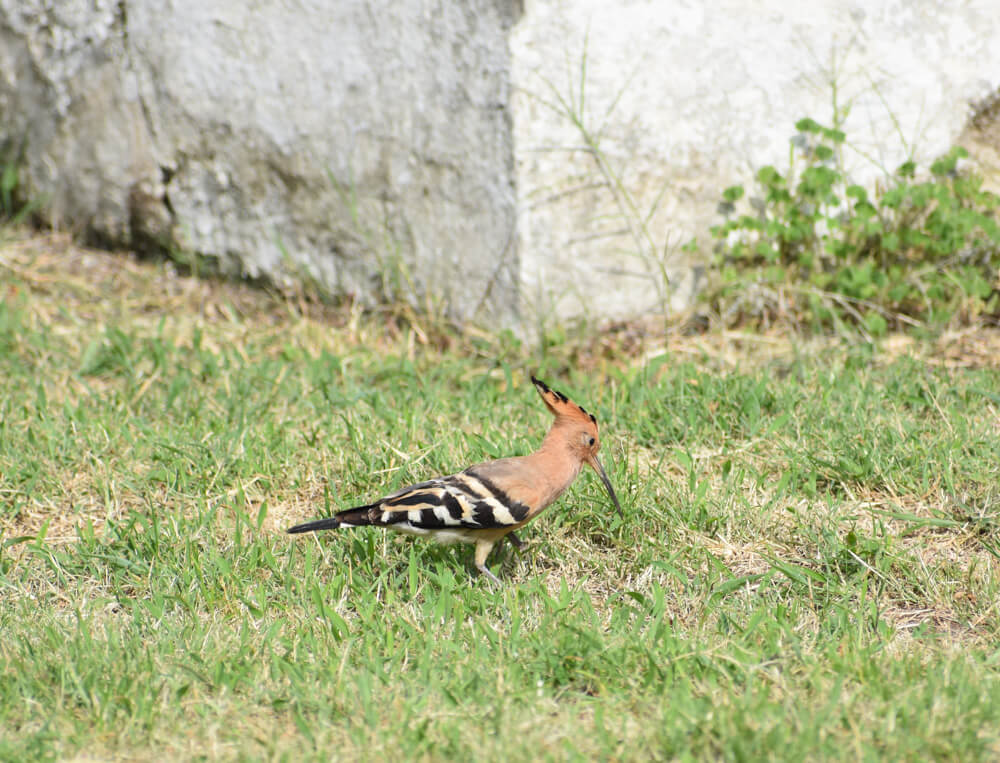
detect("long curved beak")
[587,455,623,519]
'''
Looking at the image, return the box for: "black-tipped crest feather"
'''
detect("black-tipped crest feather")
[532,374,599,426]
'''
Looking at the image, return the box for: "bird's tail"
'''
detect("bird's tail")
[287,517,341,534]
[286,503,378,534]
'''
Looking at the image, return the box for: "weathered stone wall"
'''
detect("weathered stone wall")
[0,0,519,323]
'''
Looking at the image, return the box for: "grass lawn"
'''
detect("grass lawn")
[2,232,1000,760]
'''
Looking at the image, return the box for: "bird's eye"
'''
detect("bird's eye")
[588,437,595,446]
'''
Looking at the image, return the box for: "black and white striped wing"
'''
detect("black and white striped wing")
[375,469,530,531]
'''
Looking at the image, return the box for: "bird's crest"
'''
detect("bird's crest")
[531,375,598,427]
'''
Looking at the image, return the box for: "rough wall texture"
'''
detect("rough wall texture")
[511,0,1000,323]
[1,1,997,326]
[0,0,519,322]
[960,89,1000,195]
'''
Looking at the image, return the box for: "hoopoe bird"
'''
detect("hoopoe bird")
[287,375,622,583]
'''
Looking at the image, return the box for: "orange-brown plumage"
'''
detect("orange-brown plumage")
[287,375,621,583]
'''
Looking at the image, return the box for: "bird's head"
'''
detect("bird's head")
[531,375,623,519]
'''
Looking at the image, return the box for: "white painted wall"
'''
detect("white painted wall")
[512,0,1000,324]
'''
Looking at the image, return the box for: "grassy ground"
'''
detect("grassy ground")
[2,232,1000,761]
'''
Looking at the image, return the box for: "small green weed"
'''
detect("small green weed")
[707,118,1000,335]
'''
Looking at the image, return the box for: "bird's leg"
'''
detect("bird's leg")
[474,539,502,585]
[506,531,527,551]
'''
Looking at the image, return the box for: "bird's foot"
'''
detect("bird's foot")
[477,563,503,586]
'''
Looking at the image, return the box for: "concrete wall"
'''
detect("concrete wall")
[512,0,1000,324]
[1,1,997,326]
[0,0,519,323]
